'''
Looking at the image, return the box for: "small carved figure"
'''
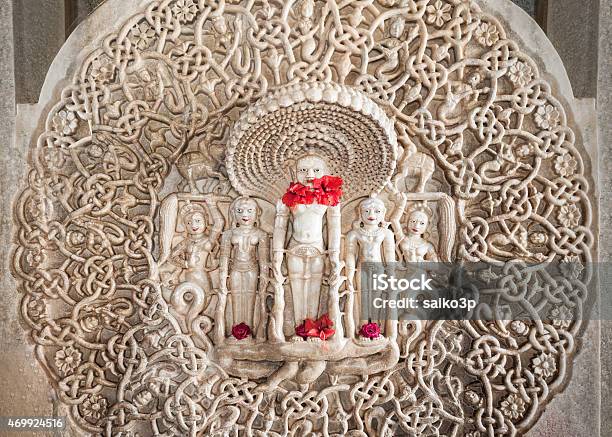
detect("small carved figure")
[345,196,396,336]
[393,141,435,193]
[176,118,229,193]
[391,194,439,262]
[158,194,224,291]
[370,16,411,78]
[219,197,270,338]
[291,0,321,61]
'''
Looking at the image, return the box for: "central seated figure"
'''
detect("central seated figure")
[272,153,342,334]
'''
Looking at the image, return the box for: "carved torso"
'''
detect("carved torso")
[289,203,328,248]
[399,236,436,262]
[229,228,265,270]
[182,237,212,269]
[353,227,388,263]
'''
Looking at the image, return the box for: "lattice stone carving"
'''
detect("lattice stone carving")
[11,0,595,436]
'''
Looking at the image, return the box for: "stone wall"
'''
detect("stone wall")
[598,0,612,433]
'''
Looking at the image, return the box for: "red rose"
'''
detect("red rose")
[304,318,320,337]
[359,322,381,339]
[318,327,335,340]
[231,322,251,340]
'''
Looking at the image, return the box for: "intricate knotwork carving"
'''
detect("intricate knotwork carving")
[11,0,594,435]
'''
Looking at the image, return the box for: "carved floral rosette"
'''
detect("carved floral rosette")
[11,0,594,435]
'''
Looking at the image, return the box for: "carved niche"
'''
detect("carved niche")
[12,0,594,435]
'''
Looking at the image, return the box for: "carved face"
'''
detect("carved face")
[185,212,206,235]
[360,200,386,226]
[234,199,258,227]
[295,155,328,186]
[389,17,405,38]
[213,16,227,34]
[300,0,314,18]
[407,210,428,236]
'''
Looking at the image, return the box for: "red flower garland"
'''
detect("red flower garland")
[282,176,343,208]
[295,314,335,341]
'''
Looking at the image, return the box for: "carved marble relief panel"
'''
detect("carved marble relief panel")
[11,0,595,435]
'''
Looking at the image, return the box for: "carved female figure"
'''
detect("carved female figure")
[272,154,342,332]
[391,194,439,262]
[345,196,396,337]
[158,195,224,291]
[219,197,269,335]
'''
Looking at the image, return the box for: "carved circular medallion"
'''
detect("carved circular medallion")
[11,0,595,435]
[226,83,398,203]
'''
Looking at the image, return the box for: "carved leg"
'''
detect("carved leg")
[345,283,356,339]
[288,253,321,324]
[229,270,257,327]
[287,254,306,324]
[327,276,344,340]
[213,291,227,344]
[187,168,199,194]
[307,256,324,320]
[269,270,285,342]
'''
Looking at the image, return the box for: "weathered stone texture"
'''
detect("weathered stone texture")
[546,0,599,98]
[12,0,65,103]
[598,0,612,433]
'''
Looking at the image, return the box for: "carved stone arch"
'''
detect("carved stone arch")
[12,0,596,435]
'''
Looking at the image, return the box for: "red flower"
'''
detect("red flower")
[316,176,343,207]
[282,182,317,208]
[231,322,251,340]
[359,322,381,339]
[282,176,343,208]
[295,323,308,339]
[295,314,335,340]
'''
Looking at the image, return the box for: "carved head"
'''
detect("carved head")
[230,196,260,228]
[389,17,405,39]
[212,14,227,34]
[300,0,315,18]
[359,196,387,227]
[406,205,432,237]
[181,204,207,235]
[295,154,328,186]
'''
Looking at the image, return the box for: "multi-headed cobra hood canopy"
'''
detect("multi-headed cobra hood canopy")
[226,82,398,203]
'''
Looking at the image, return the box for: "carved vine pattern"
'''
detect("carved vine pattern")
[12,0,593,435]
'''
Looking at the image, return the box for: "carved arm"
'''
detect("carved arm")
[258,231,270,289]
[345,232,358,288]
[390,192,408,245]
[272,200,289,275]
[327,204,342,270]
[218,231,231,293]
[205,195,225,243]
